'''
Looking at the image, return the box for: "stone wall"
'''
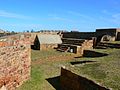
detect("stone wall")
[0,34,31,90]
[95,29,117,43]
[96,29,116,37]
[58,38,93,55]
[81,40,93,50]
[40,44,58,50]
[60,68,109,90]
[62,32,95,39]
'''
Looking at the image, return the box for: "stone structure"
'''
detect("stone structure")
[0,29,10,37]
[96,28,120,42]
[60,67,109,90]
[61,28,120,48]
[58,38,93,55]
[0,34,31,90]
[33,34,62,50]
[31,28,120,52]
[62,32,95,39]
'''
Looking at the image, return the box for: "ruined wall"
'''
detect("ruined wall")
[62,32,95,39]
[58,39,93,55]
[40,44,58,50]
[96,29,116,37]
[81,40,93,50]
[95,29,117,43]
[0,34,31,90]
[116,29,120,40]
[61,68,109,90]
[62,38,85,45]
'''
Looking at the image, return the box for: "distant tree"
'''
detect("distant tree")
[40,30,44,32]
[6,30,10,33]
[31,29,34,33]
[11,31,15,34]
[26,30,29,33]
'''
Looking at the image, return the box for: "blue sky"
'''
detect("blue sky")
[0,0,120,32]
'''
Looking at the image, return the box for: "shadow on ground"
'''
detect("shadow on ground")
[46,76,61,90]
[70,60,96,65]
[83,50,108,58]
[74,50,108,58]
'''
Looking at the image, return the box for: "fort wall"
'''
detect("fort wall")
[0,34,31,90]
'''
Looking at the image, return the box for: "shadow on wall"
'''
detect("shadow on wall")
[70,60,97,65]
[31,45,40,50]
[46,76,61,90]
[61,68,110,90]
[83,50,108,58]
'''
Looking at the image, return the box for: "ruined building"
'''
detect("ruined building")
[33,34,62,50]
[96,28,120,42]
[58,32,94,55]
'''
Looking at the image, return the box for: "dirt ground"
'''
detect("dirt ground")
[32,55,75,65]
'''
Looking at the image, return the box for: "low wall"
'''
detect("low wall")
[60,68,109,90]
[0,34,31,90]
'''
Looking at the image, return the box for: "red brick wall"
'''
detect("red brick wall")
[0,34,31,90]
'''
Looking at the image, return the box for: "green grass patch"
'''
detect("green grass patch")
[17,65,44,90]
[18,48,120,90]
[31,49,72,61]
[69,49,120,89]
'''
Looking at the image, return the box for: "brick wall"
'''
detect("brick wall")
[0,34,31,90]
[60,68,109,90]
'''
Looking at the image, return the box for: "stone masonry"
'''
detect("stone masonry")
[0,34,31,90]
[58,38,93,56]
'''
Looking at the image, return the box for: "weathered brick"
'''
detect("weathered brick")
[0,34,31,90]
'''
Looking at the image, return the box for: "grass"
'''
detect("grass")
[69,48,120,90]
[17,49,73,90]
[31,49,72,61]
[17,48,120,90]
[17,66,44,90]
[105,41,120,44]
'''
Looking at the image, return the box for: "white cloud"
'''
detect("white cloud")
[111,14,120,24]
[0,10,34,19]
[102,10,111,15]
[67,11,95,21]
[112,13,120,19]
[101,10,120,24]
[48,14,74,22]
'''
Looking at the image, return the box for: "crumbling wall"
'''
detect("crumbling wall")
[60,68,109,90]
[81,40,93,50]
[0,34,31,90]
